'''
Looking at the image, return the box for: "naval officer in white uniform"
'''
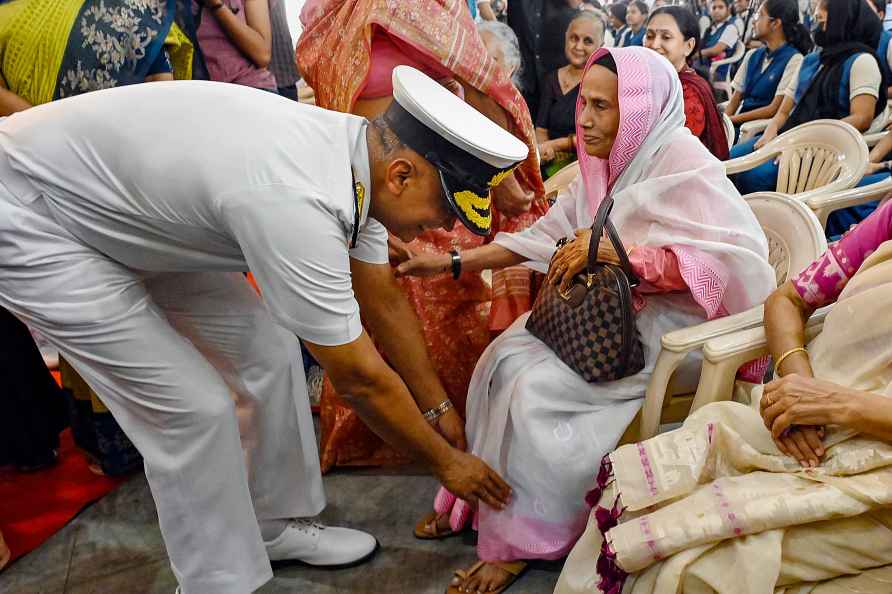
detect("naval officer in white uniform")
[0,66,525,594]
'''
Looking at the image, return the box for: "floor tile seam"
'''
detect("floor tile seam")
[61,525,79,594]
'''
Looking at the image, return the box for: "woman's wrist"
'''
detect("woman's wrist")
[842,388,874,430]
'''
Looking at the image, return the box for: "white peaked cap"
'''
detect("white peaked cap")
[390,66,528,169]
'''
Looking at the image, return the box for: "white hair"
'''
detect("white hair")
[476,21,524,90]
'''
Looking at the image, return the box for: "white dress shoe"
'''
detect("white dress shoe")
[265,519,378,568]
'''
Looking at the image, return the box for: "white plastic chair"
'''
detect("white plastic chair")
[722,112,735,150]
[724,119,869,201]
[631,192,827,441]
[709,42,746,101]
[543,160,579,197]
[699,14,711,37]
[806,175,892,228]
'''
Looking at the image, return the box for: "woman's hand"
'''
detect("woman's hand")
[491,173,533,217]
[547,229,622,293]
[760,375,861,465]
[539,141,557,163]
[754,123,778,150]
[395,252,452,278]
[774,426,825,468]
[388,235,417,265]
[866,161,891,175]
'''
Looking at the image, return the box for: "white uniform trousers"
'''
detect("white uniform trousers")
[0,191,326,594]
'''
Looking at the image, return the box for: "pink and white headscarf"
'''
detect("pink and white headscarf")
[574,47,685,217]
[496,46,775,318]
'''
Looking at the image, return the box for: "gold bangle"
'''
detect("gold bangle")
[774,346,808,376]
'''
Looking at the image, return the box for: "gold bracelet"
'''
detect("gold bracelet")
[774,346,808,376]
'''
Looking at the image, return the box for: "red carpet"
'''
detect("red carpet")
[0,429,126,563]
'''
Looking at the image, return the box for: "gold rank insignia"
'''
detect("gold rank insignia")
[450,165,518,234]
[354,180,365,218]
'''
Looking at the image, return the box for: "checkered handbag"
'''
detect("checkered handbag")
[526,197,645,383]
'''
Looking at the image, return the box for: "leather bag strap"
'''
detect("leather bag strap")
[586,197,640,286]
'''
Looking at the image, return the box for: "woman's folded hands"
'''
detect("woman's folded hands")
[760,374,878,466]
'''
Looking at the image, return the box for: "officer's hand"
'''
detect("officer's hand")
[395,253,452,278]
[434,449,512,510]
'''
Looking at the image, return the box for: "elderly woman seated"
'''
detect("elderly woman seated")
[555,198,892,594]
[399,46,774,594]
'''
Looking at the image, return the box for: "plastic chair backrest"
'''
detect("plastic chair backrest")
[745,192,828,285]
[725,120,869,200]
[543,161,580,196]
[774,121,867,197]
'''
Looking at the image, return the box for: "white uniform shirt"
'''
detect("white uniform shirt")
[0,81,388,346]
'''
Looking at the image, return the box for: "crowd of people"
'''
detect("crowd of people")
[3,0,892,593]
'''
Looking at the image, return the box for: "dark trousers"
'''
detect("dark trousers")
[0,306,67,468]
[277,84,299,101]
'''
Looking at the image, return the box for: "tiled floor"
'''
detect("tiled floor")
[0,467,563,594]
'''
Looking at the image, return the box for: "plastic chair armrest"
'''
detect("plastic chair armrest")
[864,130,887,148]
[739,118,770,135]
[703,307,830,365]
[660,305,764,353]
[724,149,779,174]
[806,177,892,226]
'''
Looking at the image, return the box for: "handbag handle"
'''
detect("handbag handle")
[586,197,640,287]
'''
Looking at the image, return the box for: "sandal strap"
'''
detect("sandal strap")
[454,560,486,580]
[490,560,528,576]
[417,511,447,537]
[427,514,442,537]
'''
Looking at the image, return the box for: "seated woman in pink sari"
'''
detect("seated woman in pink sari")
[296,0,549,472]
[399,47,774,594]
[556,199,892,594]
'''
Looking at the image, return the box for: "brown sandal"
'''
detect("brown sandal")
[446,560,529,594]
[413,511,460,540]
